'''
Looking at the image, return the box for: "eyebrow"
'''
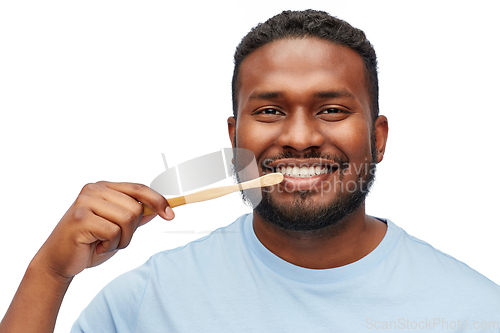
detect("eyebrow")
[248,90,355,101]
[248,91,284,100]
[314,90,355,99]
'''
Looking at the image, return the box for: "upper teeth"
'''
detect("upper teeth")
[276,165,328,177]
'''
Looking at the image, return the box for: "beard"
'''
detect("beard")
[233,132,378,233]
[255,161,376,232]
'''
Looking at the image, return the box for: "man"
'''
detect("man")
[1,9,499,333]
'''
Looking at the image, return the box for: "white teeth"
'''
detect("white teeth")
[276,165,329,177]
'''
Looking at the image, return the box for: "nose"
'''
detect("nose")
[277,112,325,151]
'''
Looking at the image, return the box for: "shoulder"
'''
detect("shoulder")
[389,220,500,302]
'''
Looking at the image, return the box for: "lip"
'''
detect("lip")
[265,158,340,192]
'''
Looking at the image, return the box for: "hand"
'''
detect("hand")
[34,181,174,281]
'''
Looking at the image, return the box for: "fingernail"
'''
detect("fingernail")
[165,206,175,220]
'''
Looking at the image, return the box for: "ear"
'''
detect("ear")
[227,116,236,148]
[373,115,388,163]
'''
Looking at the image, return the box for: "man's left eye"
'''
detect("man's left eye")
[317,108,350,121]
[320,108,344,114]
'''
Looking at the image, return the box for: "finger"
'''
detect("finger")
[138,213,157,227]
[77,184,144,249]
[82,182,145,217]
[141,204,175,222]
[73,210,122,255]
[102,182,175,221]
[97,181,171,221]
[84,196,141,250]
[81,182,167,230]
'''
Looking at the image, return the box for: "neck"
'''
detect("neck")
[252,205,387,269]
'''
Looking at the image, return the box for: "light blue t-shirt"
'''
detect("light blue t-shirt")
[72,214,500,332]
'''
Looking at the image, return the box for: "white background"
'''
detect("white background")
[1,1,499,332]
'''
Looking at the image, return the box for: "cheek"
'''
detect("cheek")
[326,119,372,160]
[235,122,277,153]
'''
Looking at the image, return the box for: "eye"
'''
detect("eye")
[319,108,344,114]
[258,108,284,115]
[317,107,350,121]
[253,107,285,123]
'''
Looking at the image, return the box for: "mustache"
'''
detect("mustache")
[260,151,349,171]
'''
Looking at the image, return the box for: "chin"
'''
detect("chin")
[254,188,368,232]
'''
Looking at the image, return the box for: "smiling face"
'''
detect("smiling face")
[228,37,388,231]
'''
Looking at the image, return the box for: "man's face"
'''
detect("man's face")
[228,37,387,231]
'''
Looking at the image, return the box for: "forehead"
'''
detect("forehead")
[237,37,371,116]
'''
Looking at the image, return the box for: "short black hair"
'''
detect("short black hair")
[232,9,379,122]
